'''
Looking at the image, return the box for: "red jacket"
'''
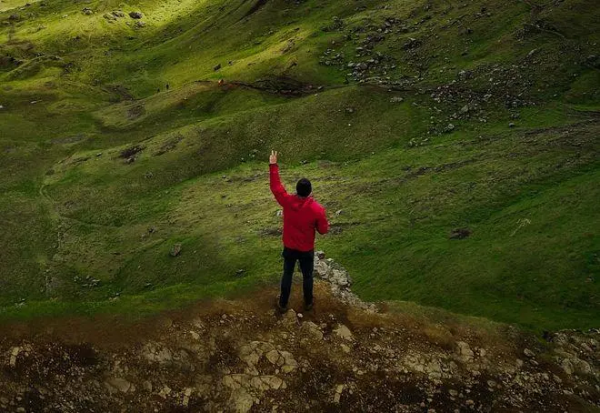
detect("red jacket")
[269,164,329,252]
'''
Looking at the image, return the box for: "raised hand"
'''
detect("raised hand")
[270,150,278,165]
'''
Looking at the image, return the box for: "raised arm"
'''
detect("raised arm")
[269,150,290,207]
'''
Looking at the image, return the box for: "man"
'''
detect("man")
[269,150,329,313]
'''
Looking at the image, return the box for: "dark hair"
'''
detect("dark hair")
[296,178,312,197]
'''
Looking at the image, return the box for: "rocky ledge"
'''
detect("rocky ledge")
[0,254,598,412]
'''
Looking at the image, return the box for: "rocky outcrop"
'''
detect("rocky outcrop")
[314,250,377,312]
[0,273,598,412]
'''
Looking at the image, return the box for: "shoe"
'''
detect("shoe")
[277,302,288,314]
[304,301,314,312]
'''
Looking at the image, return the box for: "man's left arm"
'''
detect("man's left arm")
[316,206,329,235]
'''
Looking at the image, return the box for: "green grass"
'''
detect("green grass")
[0,0,599,330]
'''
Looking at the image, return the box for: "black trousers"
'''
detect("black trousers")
[279,247,314,308]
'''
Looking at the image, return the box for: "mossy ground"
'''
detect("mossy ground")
[1,0,599,330]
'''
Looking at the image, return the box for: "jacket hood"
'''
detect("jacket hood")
[289,195,314,211]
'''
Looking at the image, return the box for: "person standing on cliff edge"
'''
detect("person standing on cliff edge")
[269,150,329,313]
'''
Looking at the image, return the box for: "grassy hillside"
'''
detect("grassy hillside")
[0,0,599,330]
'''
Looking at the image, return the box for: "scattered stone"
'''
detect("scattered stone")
[444,123,455,133]
[129,11,143,19]
[334,324,353,341]
[523,348,535,358]
[9,347,21,367]
[82,7,93,15]
[456,341,475,362]
[449,228,471,240]
[182,388,192,407]
[333,384,345,403]
[214,63,222,71]
[106,377,132,393]
[170,243,182,257]
[561,358,573,375]
[390,97,404,103]
[158,385,171,399]
[229,387,254,413]
[141,342,173,364]
[142,381,153,392]
[575,358,592,375]
[301,321,323,340]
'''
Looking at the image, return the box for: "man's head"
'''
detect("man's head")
[296,178,312,198]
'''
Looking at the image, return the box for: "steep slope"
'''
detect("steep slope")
[0,0,599,329]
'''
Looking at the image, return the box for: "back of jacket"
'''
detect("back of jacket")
[269,164,329,252]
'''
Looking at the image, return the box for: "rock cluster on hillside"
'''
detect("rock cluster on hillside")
[314,250,377,312]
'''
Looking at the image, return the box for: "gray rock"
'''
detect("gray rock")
[182,387,192,407]
[106,377,132,393]
[333,384,345,403]
[229,388,254,413]
[575,359,592,375]
[523,348,535,358]
[301,321,324,340]
[158,385,171,399]
[261,375,284,390]
[141,342,173,364]
[265,349,282,365]
[9,347,21,367]
[561,358,574,375]
[334,324,353,341]
[456,341,474,361]
[170,243,182,257]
